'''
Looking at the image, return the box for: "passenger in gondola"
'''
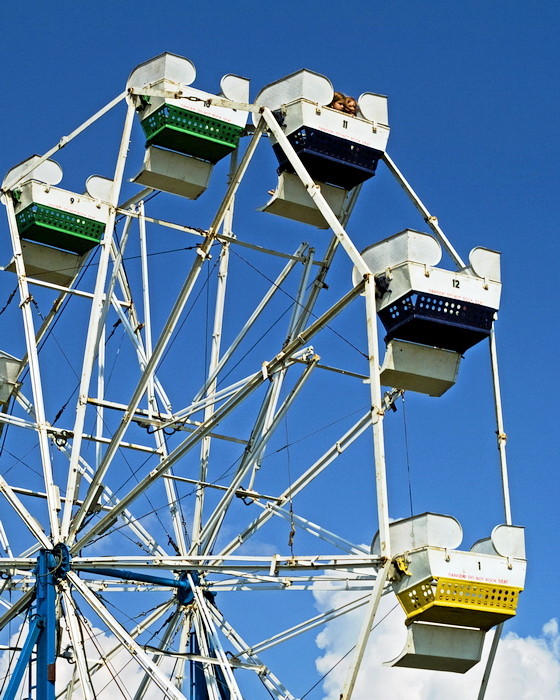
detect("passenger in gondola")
[343,96,358,116]
[328,91,347,111]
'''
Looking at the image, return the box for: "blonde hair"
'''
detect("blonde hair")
[343,96,358,115]
[328,91,346,109]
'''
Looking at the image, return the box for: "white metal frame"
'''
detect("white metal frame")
[0,76,514,700]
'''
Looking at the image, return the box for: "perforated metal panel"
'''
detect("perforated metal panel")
[397,575,522,630]
[16,203,105,254]
[378,292,496,353]
[141,105,244,163]
[273,128,382,189]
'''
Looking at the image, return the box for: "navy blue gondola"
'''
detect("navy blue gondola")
[378,291,496,354]
[356,230,502,355]
[257,71,390,226]
[272,126,383,189]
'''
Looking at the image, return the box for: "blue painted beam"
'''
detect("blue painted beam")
[75,567,195,604]
[36,550,57,700]
[4,616,42,700]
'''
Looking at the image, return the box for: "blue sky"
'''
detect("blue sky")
[0,1,559,698]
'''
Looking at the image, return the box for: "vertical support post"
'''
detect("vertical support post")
[173,615,191,693]
[364,276,391,557]
[245,373,284,492]
[60,586,97,700]
[339,276,391,700]
[475,331,511,698]
[36,550,57,700]
[95,325,106,469]
[6,550,61,700]
[489,330,512,525]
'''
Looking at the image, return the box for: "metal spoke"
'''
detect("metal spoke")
[71,281,364,553]
[217,411,373,559]
[67,571,185,700]
[60,585,97,700]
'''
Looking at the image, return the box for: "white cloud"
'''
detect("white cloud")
[0,621,175,698]
[313,587,560,700]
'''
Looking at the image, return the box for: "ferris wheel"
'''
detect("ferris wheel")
[0,53,526,700]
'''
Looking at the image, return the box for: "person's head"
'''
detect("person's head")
[344,96,358,115]
[329,91,346,111]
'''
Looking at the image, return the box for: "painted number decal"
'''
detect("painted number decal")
[452,279,460,288]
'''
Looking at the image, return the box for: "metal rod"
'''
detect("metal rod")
[68,554,380,571]
[193,235,232,547]
[286,246,315,341]
[0,589,35,632]
[261,108,370,276]
[0,475,52,549]
[382,152,467,269]
[4,616,41,700]
[1,91,127,193]
[4,196,60,541]
[61,99,136,541]
[95,323,105,470]
[60,585,96,700]
[364,276,391,560]
[245,372,284,491]
[35,550,58,700]
[477,623,503,699]
[171,613,190,693]
[67,571,186,700]
[340,560,392,700]
[489,330,512,524]
[217,411,373,559]
[192,243,308,405]
[117,208,313,264]
[138,201,155,407]
[71,281,365,553]
[74,566,188,593]
[197,357,319,555]
[132,607,184,700]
